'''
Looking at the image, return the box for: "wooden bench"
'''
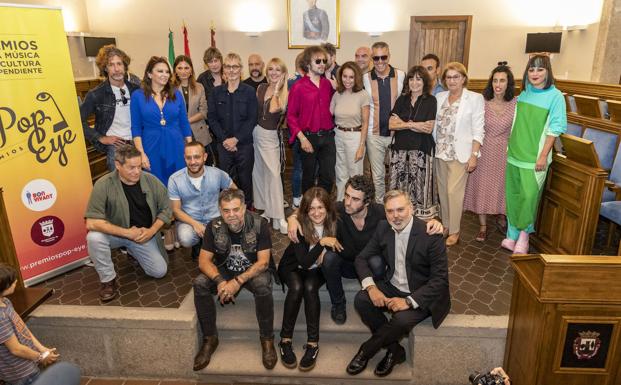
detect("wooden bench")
[608,99,621,123]
[573,94,604,118]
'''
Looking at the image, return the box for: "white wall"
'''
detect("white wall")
[8,0,605,81]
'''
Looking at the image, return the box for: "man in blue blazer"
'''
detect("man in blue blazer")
[347,189,451,377]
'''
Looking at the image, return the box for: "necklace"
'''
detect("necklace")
[154,92,167,126]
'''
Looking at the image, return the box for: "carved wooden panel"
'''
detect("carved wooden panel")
[408,15,472,70]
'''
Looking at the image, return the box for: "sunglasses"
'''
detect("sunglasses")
[372,55,388,62]
[314,58,328,65]
[119,88,128,105]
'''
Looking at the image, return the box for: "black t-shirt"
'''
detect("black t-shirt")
[202,219,272,272]
[243,77,267,90]
[336,202,386,262]
[391,93,437,153]
[121,181,152,228]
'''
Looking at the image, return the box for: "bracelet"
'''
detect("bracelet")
[234,276,244,285]
[213,274,225,285]
[37,350,50,363]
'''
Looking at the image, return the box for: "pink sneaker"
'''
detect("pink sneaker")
[500,238,516,252]
[513,231,529,254]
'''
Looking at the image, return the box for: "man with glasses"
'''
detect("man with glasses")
[208,53,258,208]
[362,42,405,203]
[287,45,336,194]
[80,45,140,171]
[421,53,445,96]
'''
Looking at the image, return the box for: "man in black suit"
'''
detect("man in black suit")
[347,189,451,377]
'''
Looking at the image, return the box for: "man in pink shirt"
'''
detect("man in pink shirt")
[287,46,336,194]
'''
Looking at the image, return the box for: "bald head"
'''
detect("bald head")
[247,53,265,81]
[355,46,372,72]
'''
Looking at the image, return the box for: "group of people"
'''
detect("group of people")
[74,39,568,377]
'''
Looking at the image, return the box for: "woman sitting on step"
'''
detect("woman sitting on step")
[277,187,341,371]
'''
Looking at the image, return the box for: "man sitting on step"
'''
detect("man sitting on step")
[347,189,451,377]
[192,188,276,371]
[168,141,236,259]
[287,175,443,325]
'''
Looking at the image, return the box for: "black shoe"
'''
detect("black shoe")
[346,349,368,375]
[260,336,277,370]
[191,242,202,261]
[298,344,319,371]
[193,336,219,371]
[374,347,406,377]
[331,302,347,325]
[279,340,297,369]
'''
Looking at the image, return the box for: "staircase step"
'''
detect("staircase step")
[196,335,412,384]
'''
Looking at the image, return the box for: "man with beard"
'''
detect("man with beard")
[192,188,276,371]
[287,175,443,324]
[168,141,236,258]
[243,54,267,90]
[287,45,335,194]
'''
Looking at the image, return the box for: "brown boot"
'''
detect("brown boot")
[260,336,277,369]
[193,336,219,371]
[99,279,117,302]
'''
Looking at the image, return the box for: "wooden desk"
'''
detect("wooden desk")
[7,286,53,319]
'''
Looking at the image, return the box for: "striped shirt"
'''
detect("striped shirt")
[0,298,39,383]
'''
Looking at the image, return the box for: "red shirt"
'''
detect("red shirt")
[287,75,334,144]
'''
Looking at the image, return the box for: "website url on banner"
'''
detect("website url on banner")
[20,244,87,271]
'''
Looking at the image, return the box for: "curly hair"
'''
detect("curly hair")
[482,64,515,101]
[95,44,130,77]
[300,46,327,73]
[336,61,363,93]
[344,175,375,205]
[298,187,337,244]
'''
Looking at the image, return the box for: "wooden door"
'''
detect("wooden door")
[408,15,473,71]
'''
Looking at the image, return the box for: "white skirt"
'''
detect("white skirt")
[252,125,285,219]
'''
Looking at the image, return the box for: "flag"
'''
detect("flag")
[210,21,216,48]
[183,22,190,56]
[168,29,175,65]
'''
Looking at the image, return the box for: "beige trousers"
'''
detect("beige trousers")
[435,159,469,234]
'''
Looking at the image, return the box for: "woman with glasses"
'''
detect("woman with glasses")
[463,63,516,242]
[330,61,370,200]
[173,55,211,155]
[433,62,485,246]
[278,187,338,372]
[253,57,289,234]
[388,65,438,220]
[502,54,566,254]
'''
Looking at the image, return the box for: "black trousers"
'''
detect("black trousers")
[193,269,274,338]
[300,131,336,194]
[321,252,386,306]
[354,280,430,359]
[280,268,325,343]
[217,142,253,206]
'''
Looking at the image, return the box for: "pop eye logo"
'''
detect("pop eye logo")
[21,178,57,211]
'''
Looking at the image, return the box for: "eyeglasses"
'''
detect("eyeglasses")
[223,64,241,71]
[372,55,388,62]
[445,75,463,81]
[119,88,128,105]
[314,58,328,65]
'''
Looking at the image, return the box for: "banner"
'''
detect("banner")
[0,4,92,285]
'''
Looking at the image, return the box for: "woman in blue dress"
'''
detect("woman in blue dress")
[131,56,192,186]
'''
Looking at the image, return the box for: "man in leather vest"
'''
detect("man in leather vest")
[192,189,276,371]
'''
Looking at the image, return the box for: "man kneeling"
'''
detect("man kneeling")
[347,190,450,377]
[193,189,276,371]
[85,144,172,302]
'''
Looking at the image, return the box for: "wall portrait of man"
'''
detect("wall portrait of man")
[288,0,340,48]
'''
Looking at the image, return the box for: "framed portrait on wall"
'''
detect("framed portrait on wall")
[287,0,340,48]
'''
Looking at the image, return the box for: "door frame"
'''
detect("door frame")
[408,15,473,70]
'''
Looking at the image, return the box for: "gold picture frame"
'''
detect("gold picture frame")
[287,0,340,49]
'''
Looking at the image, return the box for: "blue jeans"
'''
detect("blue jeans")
[176,222,202,248]
[9,363,80,385]
[86,231,168,282]
[105,144,116,171]
[291,140,302,199]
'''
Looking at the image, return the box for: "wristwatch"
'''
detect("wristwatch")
[471,150,480,157]
[37,350,50,363]
[405,297,414,308]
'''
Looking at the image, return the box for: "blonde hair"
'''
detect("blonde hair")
[267,57,289,108]
[441,62,469,89]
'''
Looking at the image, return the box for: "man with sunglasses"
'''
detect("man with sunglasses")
[362,42,405,203]
[287,46,336,194]
[80,45,140,171]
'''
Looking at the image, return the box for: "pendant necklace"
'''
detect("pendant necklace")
[157,94,167,126]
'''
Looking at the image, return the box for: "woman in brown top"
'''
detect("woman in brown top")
[252,57,289,234]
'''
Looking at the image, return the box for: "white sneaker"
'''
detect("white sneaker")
[278,218,288,235]
[283,201,290,208]
[292,196,302,208]
[272,218,280,231]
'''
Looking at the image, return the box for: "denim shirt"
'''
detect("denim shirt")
[79,79,140,152]
[207,82,258,145]
[167,167,232,223]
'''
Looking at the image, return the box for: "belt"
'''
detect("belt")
[303,130,334,136]
[336,125,362,132]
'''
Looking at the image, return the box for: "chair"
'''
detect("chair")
[573,94,604,118]
[563,93,577,113]
[582,127,617,170]
[566,122,583,137]
[607,100,621,123]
